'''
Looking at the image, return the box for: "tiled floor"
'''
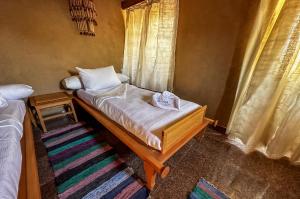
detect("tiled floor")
[34,117,300,199]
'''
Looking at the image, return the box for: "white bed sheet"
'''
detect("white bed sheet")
[77,84,200,150]
[0,100,26,199]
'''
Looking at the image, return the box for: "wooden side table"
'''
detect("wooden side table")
[29,92,78,132]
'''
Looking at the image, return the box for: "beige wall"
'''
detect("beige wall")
[0,0,124,95]
[215,0,260,126]
[174,0,255,126]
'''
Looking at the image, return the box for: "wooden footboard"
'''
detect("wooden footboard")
[74,96,210,190]
[161,106,207,153]
[18,111,41,199]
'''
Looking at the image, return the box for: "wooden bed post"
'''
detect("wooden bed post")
[19,111,41,199]
[143,161,170,190]
[144,161,157,190]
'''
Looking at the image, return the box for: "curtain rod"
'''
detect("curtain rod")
[121,0,158,10]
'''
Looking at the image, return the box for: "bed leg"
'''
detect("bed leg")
[143,161,157,190]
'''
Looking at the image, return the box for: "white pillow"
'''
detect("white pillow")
[0,84,34,100]
[61,76,83,90]
[117,73,130,83]
[0,94,8,109]
[61,73,128,90]
[76,66,121,90]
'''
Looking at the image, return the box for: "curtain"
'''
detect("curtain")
[227,0,300,165]
[122,0,179,92]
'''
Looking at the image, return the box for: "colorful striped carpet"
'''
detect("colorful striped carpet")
[189,178,229,199]
[41,122,149,199]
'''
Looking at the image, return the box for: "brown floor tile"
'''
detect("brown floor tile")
[150,167,198,199]
[229,171,269,199]
[37,156,55,186]
[263,187,299,199]
[40,180,58,199]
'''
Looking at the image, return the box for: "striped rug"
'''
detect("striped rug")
[41,122,149,199]
[189,178,229,199]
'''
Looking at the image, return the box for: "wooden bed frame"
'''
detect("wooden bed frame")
[74,96,211,190]
[18,110,41,199]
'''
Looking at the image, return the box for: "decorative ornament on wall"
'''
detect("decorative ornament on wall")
[69,0,97,36]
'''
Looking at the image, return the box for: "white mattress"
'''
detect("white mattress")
[77,84,200,150]
[0,100,26,199]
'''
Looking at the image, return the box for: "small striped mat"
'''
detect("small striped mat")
[189,178,229,199]
[41,122,149,199]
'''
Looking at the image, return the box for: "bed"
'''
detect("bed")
[75,83,211,190]
[0,100,41,199]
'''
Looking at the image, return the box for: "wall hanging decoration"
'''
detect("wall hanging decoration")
[69,0,97,36]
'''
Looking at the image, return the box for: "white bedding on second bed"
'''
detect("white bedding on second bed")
[0,100,26,199]
[77,84,200,150]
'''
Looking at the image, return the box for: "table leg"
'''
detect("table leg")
[28,108,37,127]
[36,109,47,133]
[70,102,78,122]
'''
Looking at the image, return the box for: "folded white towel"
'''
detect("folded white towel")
[151,91,181,111]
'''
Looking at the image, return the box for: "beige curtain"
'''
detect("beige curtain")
[122,0,179,92]
[227,0,300,165]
